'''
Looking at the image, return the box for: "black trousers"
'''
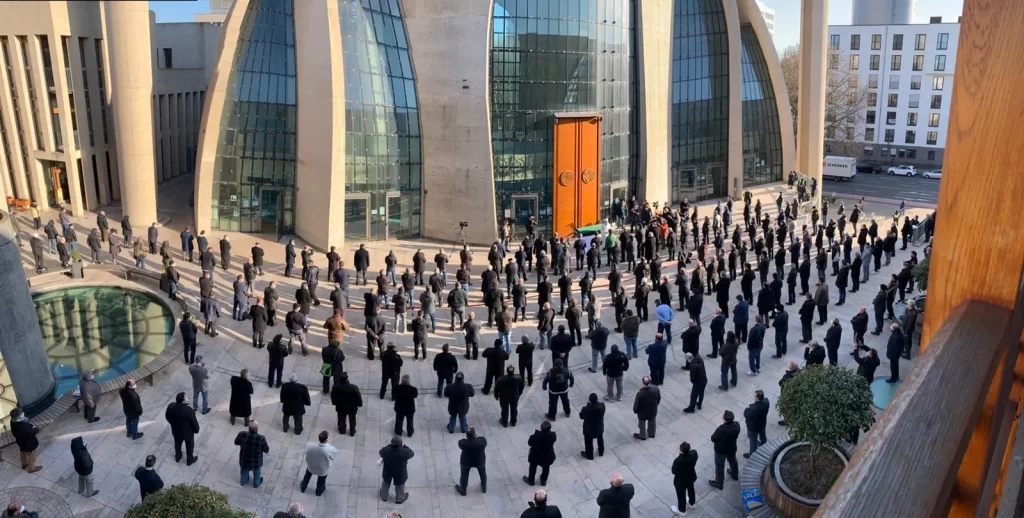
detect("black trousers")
[84,405,97,421]
[583,434,605,457]
[636,303,648,322]
[380,375,399,398]
[337,411,357,434]
[499,399,518,425]
[735,323,748,343]
[570,325,582,346]
[394,412,414,435]
[827,346,839,365]
[687,381,706,409]
[801,321,812,342]
[888,357,900,381]
[284,413,303,433]
[817,305,828,323]
[436,374,453,397]
[183,340,196,364]
[547,392,570,418]
[465,341,479,359]
[675,482,696,511]
[269,361,283,386]
[650,366,665,385]
[520,362,533,386]
[173,434,195,460]
[527,463,550,484]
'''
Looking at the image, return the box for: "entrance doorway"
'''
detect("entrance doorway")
[41,160,69,208]
[511,194,538,238]
[345,196,369,242]
[258,188,283,236]
[553,115,601,237]
[385,192,404,240]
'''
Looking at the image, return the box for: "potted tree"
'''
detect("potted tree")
[126,484,254,517]
[762,365,875,517]
[70,249,85,279]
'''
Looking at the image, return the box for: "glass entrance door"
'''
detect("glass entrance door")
[345,197,369,242]
[386,193,403,240]
[511,195,538,239]
[259,188,282,236]
[707,163,726,199]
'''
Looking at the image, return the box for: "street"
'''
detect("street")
[827,172,940,205]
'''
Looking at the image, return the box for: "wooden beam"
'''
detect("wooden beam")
[921,0,1024,514]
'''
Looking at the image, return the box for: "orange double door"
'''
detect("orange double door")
[552,116,601,238]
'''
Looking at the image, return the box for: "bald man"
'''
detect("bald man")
[596,473,635,516]
[520,489,563,517]
[271,502,305,518]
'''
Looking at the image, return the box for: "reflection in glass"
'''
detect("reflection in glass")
[211,0,297,234]
[670,0,729,203]
[345,198,368,242]
[491,0,638,234]
[340,0,421,240]
[740,25,783,187]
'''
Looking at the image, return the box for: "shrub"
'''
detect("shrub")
[777,365,875,468]
[912,256,930,291]
[126,484,254,518]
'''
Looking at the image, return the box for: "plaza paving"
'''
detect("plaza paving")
[2,178,932,517]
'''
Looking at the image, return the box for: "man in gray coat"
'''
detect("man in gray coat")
[632,376,661,440]
[189,357,211,414]
[79,371,102,423]
[301,431,338,496]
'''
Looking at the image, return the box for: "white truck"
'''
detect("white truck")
[822,156,857,181]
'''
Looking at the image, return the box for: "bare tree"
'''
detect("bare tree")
[779,45,870,155]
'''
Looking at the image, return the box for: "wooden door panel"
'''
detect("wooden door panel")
[553,119,578,238]
[577,117,601,229]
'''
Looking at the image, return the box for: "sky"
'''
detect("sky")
[148,0,964,52]
[764,0,965,50]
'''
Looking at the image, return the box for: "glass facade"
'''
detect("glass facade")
[740,25,783,186]
[211,0,297,234]
[670,0,729,203]
[340,0,422,241]
[490,0,638,233]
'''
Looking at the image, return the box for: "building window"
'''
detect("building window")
[910,75,922,90]
[828,52,839,69]
[866,110,876,124]
[830,34,840,49]
[849,55,859,70]
[870,55,880,70]
[884,129,895,143]
[864,128,875,141]
[892,34,903,51]
[739,25,784,188]
[905,130,916,144]
[161,48,173,69]
[825,126,835,139]
[934,55,946,71]
[871,34,882,50]
[849,75,858,88]
[915,34,926,50]
[851,34,861,50]
[890,55,902,71]
[937,33,949,50]
[933,76,945,90]
[912,55,924,71]
[927,131,938,145]
[886,111,897,125]
[907,112,918,126]
[908,149,917,159]
[888,75,900,89]
[898,149,906,158]
[928,150,936,160]
[909,94,920,108]
[931,95,942,109]
[929,113,940,127]
[868,74,879,88]
[867,92,877,107]
[887,94,898,108]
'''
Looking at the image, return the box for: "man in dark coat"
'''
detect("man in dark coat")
[229,369,254,426]
[119,380,144,440]
[249,299,269,349]
[379,435,415,504]
[354,244,370,285]
[743,391,770,458]
[549,325,574,365]
[709,410,741,490]
[280,374,311,434]
[267,334,289,387]
[681,319,701,369]
[147,223,159,255]
[71,436,97,497]
[445,372,475,433]
[633,376,661,440]
[523,420,557,486]
[851,306,869,344]
[886,323,905,382]
[799,294,815,343]
[134,455,164,501]
[393,375,418,437]
[682,353,707,413]
[10,407,42,472]
[596,474,636,518]
[455,427,488,495]
[251,243,265,275]
[331,373,362,436]
[516,336,536,386]
[824,319,843,365]
[579,393,606,460]
[494,365,524,427]
[234,421,270,488]
[165,392,200,465]
[219,236,232,270]
[179,312,198,365]
[671,442,699,514]
[772,305,789,358]
[481,340,510,395]
[463,311,482,360]
[284,240,296,277]
[380,343,404,400]
[433,343,459,397]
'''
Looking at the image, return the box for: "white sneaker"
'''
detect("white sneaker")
[747,371,757,376]
[670,505,688,516]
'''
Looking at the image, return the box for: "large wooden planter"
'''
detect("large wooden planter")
[760,441,849,518]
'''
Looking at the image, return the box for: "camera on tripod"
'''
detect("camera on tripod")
[459,221,469,228]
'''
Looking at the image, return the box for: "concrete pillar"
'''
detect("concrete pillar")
[796,0,828,206]
[103,1,157,225]
[0,210,56,409]
[724,0,744,200]
[636,0,672,204]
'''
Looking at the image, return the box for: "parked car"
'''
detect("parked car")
[922,169,943,179]
[894,293,927,334]
[887,165,917,176]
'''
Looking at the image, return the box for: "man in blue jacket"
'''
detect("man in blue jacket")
[655,298,674,344]
[747,316,766,376]
[771,305,789,358]
[645,333,668,385]
[732,295,749,343]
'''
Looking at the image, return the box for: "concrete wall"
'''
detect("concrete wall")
[636,0,673,204]
[404,0,497,245]
[796,0,829,202]
[723,0,745,199]
[292,0,347,251]
[738,0,796,181]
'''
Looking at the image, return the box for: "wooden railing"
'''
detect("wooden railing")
[815,301,1024,517]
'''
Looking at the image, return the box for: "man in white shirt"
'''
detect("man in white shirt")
[301,431,338,496]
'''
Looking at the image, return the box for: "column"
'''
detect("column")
[795,0,828,206]
[0,210,55,408]
[103,1,158,225]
